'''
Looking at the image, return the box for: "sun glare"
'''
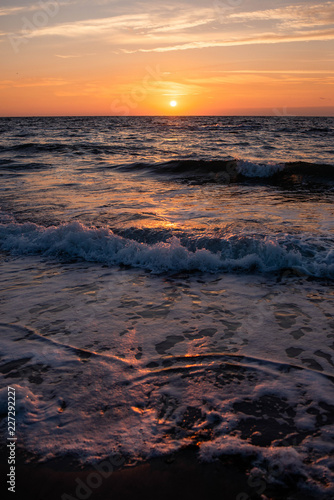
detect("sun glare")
[170,100,177,107]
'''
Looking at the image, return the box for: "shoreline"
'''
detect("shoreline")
[0,445,325,500]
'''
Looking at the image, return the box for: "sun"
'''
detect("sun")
[170,100,177,107]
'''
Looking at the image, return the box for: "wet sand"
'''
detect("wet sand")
[0,445,321,500]
[1,263,334,499]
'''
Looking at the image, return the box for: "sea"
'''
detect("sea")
[0,116,333,498]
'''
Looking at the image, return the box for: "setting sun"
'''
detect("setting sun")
[170,100,177,108]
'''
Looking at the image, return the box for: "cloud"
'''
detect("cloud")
[0,6,28,16]
[106,77,202,98]
[0,77,68,89]
[0,4,44,16]
[55,54,81,58]
[187,71,334,87]
[228,2,334,28]
[122,28,334,53]
[5,8,214,39]
[2,1,334,55]
[0,1,75,17]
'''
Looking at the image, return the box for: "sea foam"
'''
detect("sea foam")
[0,220,333,277]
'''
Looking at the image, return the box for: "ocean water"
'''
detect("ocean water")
[0,116,334,497]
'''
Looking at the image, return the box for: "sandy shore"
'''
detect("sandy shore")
[0,444,322,500]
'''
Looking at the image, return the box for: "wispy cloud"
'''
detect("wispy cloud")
[0,6,28,16]
[0,4,42,16]
[1,1,334,59]
[0,77,68,89]
[4,1,332,55]
[55,54,85,58]
[229,2,334,28]
[0,1,74,17]
[187,71,334,86]
[123,28,334,53]
[6,9,214,39]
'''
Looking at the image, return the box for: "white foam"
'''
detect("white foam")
[0,221,333,278]
[0,260,333,496]
[237,160,284,177]
[0,384,41,424]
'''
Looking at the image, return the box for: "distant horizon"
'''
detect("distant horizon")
[1,111,333,118]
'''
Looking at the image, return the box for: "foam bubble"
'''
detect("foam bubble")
[0,221,333,277]
[237,159,284,178]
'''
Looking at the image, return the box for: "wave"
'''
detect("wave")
[116,158,334,185]
[302,126,333,134]
[0,220,333,277]
[0,142,333,186]
[0,142,131,156]
[0,159,52,170]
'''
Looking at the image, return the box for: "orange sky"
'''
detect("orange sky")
[0,0,333,116]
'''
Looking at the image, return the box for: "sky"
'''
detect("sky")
[0,0,333,116]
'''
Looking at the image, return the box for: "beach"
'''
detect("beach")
[0,116,333,499]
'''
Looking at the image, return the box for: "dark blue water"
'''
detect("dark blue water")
[0,117,333,498]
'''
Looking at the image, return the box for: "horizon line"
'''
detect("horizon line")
[1,113,334,119]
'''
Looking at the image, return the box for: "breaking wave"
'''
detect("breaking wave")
[116,159,334,184]
[0,220,333,277]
